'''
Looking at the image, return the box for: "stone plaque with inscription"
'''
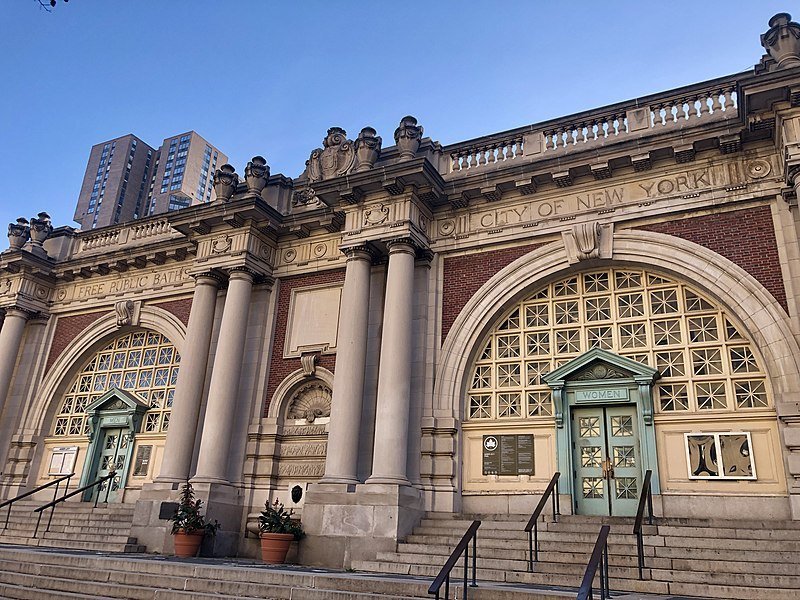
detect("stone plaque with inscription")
[133,445,152,476]
[482,434,535,476]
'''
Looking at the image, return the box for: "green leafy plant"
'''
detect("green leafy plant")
[258,500,304,539]
[169,482,220,535]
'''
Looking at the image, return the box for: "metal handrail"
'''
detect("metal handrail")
[632,469,654,580]
[428,520,480,600]
[524,471,560,570]
[0,472,74,531]
[576,525,611,600]
[32,472,115,538]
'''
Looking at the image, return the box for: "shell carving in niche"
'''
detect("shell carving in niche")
[287,382,332,423]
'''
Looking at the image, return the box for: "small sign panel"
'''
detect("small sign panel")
[482,435,535,476]
[575,388,629,402]
[48,446,77,475]
[133,445,152,477]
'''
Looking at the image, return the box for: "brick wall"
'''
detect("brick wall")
[152,297,192,326]
[263,268,346,416]
[45,310,107,373]
[637,205,788,311]
[441,243,542,342]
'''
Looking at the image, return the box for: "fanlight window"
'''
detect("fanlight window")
[52,331,180,437]
[466,269,770,420]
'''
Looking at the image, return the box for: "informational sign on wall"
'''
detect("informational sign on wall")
[133,445,152,477]
[482,434,534,476]
[48,446,77,475]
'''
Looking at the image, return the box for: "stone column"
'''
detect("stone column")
[157,273,220,482]
[192,269,254,484]
[366,239,416,485]
[321,246,372,484]
[0,308,29,418]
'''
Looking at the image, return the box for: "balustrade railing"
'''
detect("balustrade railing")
[75,218,175,255]
[445,79,739,173]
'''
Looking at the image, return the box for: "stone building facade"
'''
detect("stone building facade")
[2,12,800,567]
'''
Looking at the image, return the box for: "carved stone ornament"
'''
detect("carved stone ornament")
[213,164,239,201]
[244,156,270,196]
[574,363,629,381]
[363,204,389,226]
[286,381,332,424]
[574,222,601,260]
[115,300,135,327]
[761,13,800,69]
[746,159,771,180]
[563,222,613,265]
[394,115,423,160]
[306,127,356,183]
[300,352,317,376]
[29,212,52,248]
[7,218,30,250]
[211,235,233,254]
[354,126,382,172]
[292,186,321,207]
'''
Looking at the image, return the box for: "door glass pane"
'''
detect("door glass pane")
[583,477,604,498]
[615,477,638,499]
[581,446,602,467]
[579,417,600,437]
[613,446,636,467]
[609,416,633,437]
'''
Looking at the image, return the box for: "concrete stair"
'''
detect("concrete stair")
[352,512,800,599]
[0,500,144,552]
[0,545,671,600]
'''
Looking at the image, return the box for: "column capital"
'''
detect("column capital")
[341,244,374,262]
[192,271,225,287]
[385,237,417,255]
[226,267,256,283]
[0,306,35,321]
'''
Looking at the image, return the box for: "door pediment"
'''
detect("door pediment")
[85,388,149,416]
[542,348,659,387]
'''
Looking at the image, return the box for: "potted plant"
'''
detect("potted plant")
[169,482,219,558]
[258,499,304,564]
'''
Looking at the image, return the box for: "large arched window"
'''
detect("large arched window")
[52,330,180,437]
[466,268,770,421]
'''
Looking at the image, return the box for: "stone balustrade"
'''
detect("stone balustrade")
[446,81,739,173]
[450,135,524,172]
[75,218,176,256]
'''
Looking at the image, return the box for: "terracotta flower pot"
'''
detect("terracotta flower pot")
[260,532,294,564]
[173,531,203,558]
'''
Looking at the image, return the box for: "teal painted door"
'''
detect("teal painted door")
[572,405,640,516]
[91,427,129,503]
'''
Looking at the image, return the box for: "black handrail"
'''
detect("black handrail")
[32,471,115,538]
[576,525,611,600]
[524,471,560,571]
[428,520,480,600]
[0,472,74,531]
[632,469,654,580]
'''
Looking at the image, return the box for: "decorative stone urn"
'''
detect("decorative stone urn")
[762,13,800,69]
[354,127,382,172]
[29,212,52,249]
[394,116,423,160]
[213,164,239,201]
[244,156,270,196]
[7,218,30,250]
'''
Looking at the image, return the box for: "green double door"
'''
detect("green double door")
[91,427,129,503]
[572,405,641,516]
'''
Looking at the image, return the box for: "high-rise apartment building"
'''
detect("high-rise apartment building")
[73,131,227,229]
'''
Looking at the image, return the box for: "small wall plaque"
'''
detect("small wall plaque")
[133,445,152,477]
[482,434,535,476]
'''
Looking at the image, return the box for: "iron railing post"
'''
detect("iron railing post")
[647,486,654,526]
[33,512,42,538]
[463,541,468,599]
[471,532,477,587]
[527,530,533,571]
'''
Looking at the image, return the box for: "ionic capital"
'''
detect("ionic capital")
[192,271,225,288]
[341,244,374,262]
[385,237,417,255]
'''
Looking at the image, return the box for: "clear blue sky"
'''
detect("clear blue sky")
[0,1,791,231]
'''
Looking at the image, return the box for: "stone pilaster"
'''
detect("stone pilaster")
[156,272,221,483]
[192,269,254,484]
[0,308,30,419]
[320,246,372,484]
[366,239,417,486]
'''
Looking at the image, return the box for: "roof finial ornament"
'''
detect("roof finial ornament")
[761,13,800,70]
